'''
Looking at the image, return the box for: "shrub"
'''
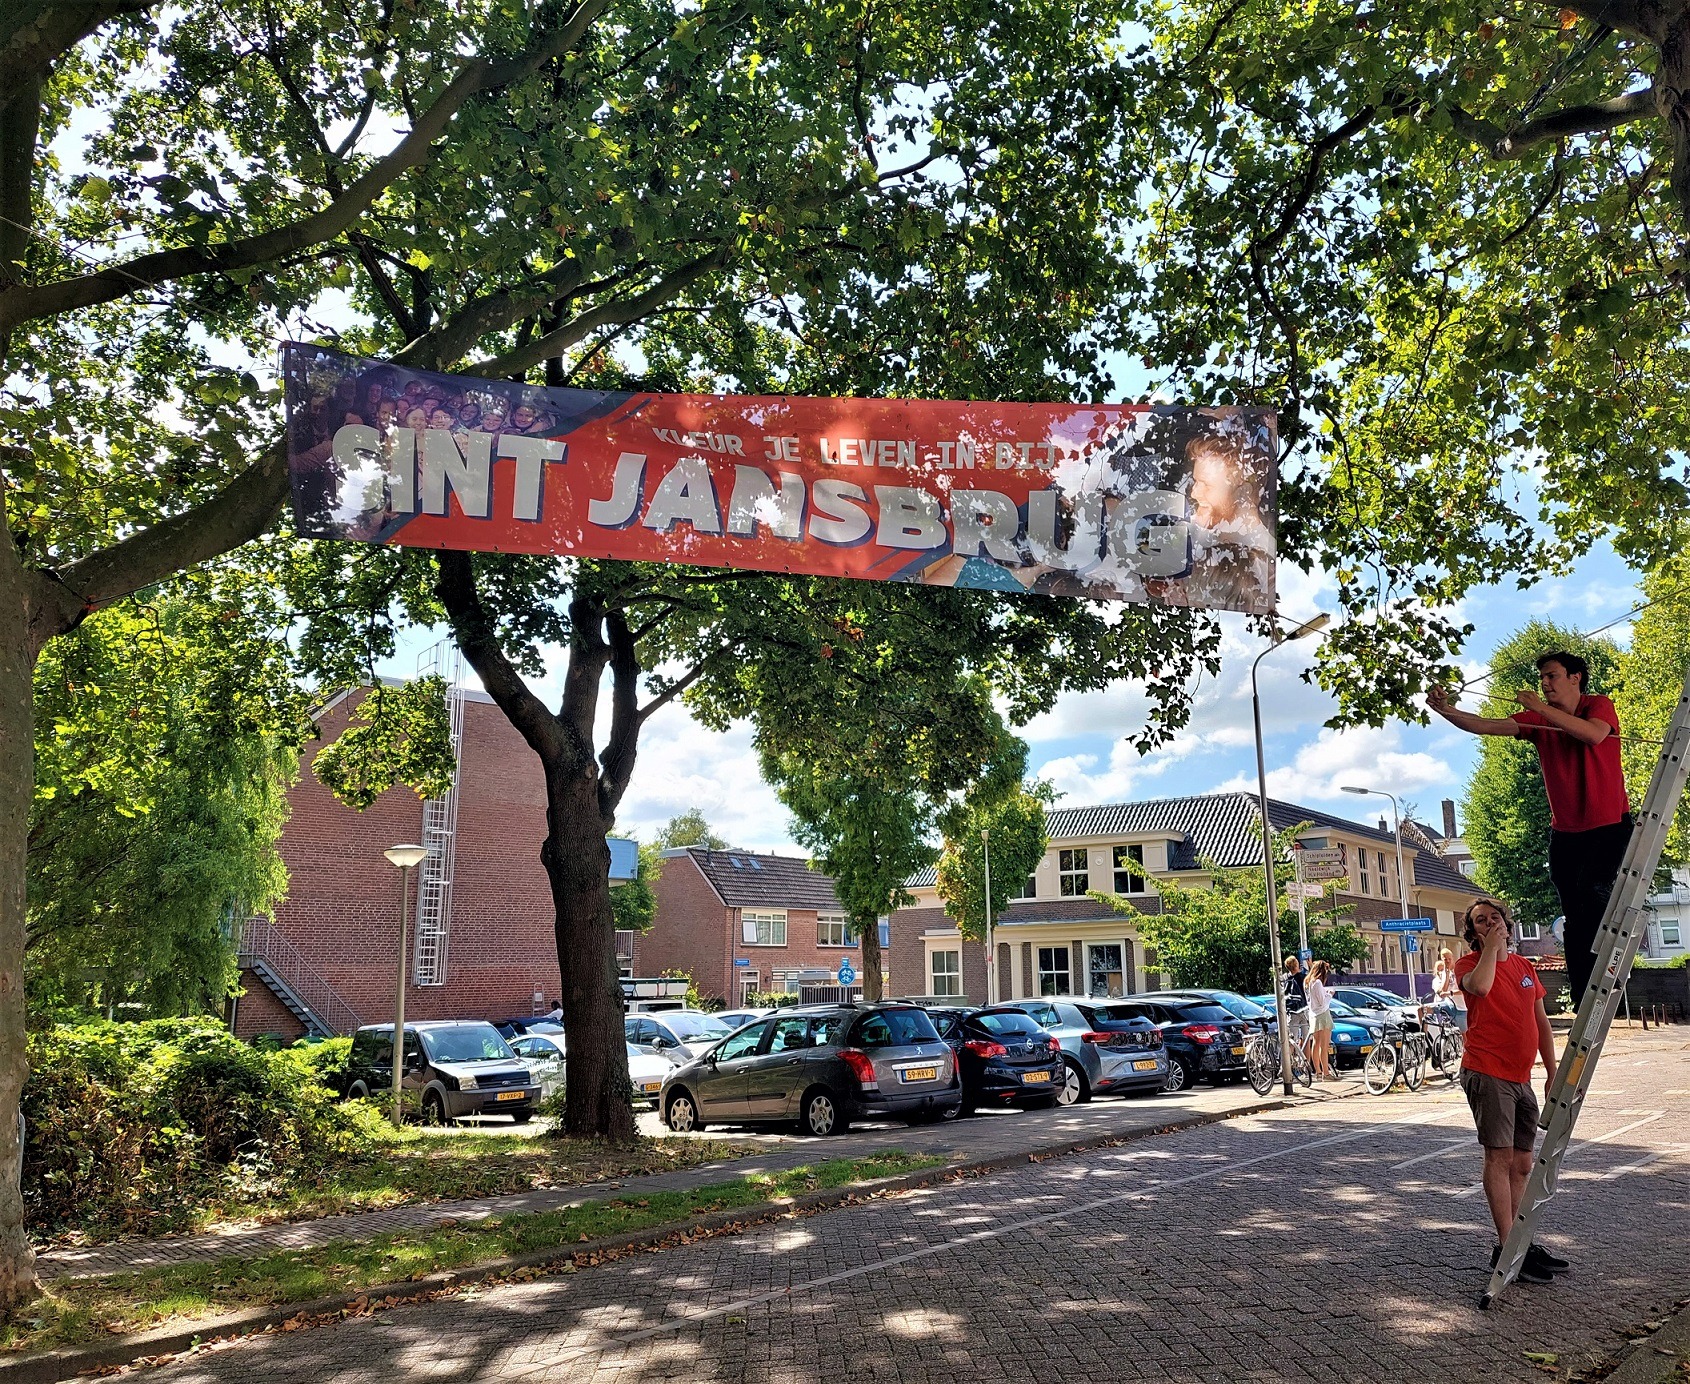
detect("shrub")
[21,1019,372,1239]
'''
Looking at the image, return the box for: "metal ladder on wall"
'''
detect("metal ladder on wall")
[412,638,465,987]
[1482,666,1690,1308]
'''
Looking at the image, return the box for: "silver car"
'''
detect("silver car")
[508,1033,677,1107]
[1003,999,1169,1104]
[625,1010,735,1062]
[661,1004,960,1136]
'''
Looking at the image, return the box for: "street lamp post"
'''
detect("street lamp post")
[383,843,428,1128]
[1253,613,1331,1095]
[1341,785,1413,998]
[981,827,996,1006]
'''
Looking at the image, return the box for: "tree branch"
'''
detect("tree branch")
[0,2,160,115]
[1449,86,1657,159]
[0,0,610,334]
[597,610,642,814]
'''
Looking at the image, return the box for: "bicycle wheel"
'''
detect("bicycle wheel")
[1289,1041,1314,1088]
[1362,1043,1398,1095]
[1435,1030,1462,1075]
[1401,1035,1429,1091]
[1247,1038,1278,1096]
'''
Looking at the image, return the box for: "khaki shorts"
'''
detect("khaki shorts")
[1311,1011,1333,1033]
[1460,1068,1540,1151]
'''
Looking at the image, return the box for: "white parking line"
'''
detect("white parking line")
[507,1103,1450,1374]
[1391,1138,1471,1172]
[1450,1112,1666,1199]
[1599,1144,1690,1181]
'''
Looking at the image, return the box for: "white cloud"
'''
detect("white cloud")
[1212,724,1451,807]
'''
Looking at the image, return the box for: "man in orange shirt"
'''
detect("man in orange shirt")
[1454,897,1568,1284]
[1429,650,1632,1003]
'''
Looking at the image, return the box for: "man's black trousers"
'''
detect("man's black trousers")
[1548,815,1633,1004]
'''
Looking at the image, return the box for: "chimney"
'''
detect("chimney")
[1442,799,1458,839]
[1378,817,1388,835]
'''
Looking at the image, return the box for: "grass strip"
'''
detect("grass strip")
[4,1149,943,1358]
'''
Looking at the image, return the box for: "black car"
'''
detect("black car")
[932,1007,1067,1115]
[1111,995,1252,1092]
[344,1020,541,1124]
[1160,989,1276,1031]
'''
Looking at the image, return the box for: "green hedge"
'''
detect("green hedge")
[22,1021,372,1239]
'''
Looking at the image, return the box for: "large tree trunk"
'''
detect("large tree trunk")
[0,527,40,1311]
[544,770,636,1142]
[858,912,883,1002]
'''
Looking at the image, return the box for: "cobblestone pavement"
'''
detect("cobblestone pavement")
[41,1072,1307,1280]
[133,1026,1690,1384]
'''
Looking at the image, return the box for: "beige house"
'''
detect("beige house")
[890,792,1485,1003]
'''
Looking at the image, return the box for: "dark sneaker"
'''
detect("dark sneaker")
[1490,1245,1555,1284]
[1526,1243,1570,1275]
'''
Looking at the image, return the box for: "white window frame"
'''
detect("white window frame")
[1659,920,1681,947]
[1037,945,1073,995]
[1113,843,1148,894]
[1059,848,1089,897]
[817,913,854,947]
[741,909,787,946]
[739,970,760,1003]
[1359,855,1370,895]
[1517,919,1541,941]
[930,949,962,997]
[1378,851,1390,899]
[1015,874,1038,900]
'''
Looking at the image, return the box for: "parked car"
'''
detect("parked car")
[1157,989,1276,1031]
[625,1010,736,1062]
[1248,995,1387,1069]
[1112,994,1252,1092]
[508,1032,677,1105]
[344,1020,540,1124]
[712,1008,774,1032]
[998,999,1168,1104]
[491,1017,564,1040]
[1330,985,1423,1027]
[660,1003,959,1136]
[935,1007,1067,1115]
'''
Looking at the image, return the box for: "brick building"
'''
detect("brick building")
[890,792,1484,1004]
[232,687,564,1040]
[634,848,882,1007]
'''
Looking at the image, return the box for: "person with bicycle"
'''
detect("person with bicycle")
[1455,897,1569,1285]
[1282,954,1310,1049]
[1305,959,1335,1080]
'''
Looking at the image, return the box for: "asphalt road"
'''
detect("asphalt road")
[145,1025,1690,1384]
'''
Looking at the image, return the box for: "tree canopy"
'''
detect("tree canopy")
[655,811,727,852]
[1613,558,1690,867]
[934,780,1055,943]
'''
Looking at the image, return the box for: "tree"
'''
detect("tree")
[934,782,1055,941]
[656,812,726,852]
[1120,0,1690,725]
[609,840,663,934]
[1097,826,1363,994]
[1613,558,1690,867]
[1461,620,1621,930]
[28,587,302,1016]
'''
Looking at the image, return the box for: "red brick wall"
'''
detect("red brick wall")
[643,855,731,1001]
[237,692,562,1038]
[233,970,306,1041]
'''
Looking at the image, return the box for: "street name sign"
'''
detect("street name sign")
[1379,917,1435,932]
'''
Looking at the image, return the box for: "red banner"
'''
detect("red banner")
[283,344,1277,612]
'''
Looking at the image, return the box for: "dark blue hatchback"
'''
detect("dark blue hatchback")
[934,1007,1066,1116]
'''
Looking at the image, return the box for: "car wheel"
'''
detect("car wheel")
[422,1091,447,1126]
[802,1088,848,1137]
[1028,1093,1061,1110]
[511,1111,533,1125]
[1055,1060,1090,1106]
[347,1080,370,1100]
[940,1101,962,1122]
[1162,1059,1192,1094]
[666,1091,704,1133]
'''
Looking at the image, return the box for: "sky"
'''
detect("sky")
[377,533,1646,857]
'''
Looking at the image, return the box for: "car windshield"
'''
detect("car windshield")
[972,1012,1045,1037]
[666,1014,732,1040]
[422,1026,515,1063]
[1196,993,1269,1020]
[855,1008,940,1048]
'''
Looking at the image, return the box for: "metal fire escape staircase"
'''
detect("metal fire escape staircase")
[237,915,363,1037]
[412,639,465,987]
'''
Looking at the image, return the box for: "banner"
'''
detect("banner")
[282,344,1277,613]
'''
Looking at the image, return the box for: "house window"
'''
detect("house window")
[1037,946,1072,995]
[931,949,961,997]
[742,909,787,946]
[1378,851,1390,898]
[1113,844,1147,894]
[1359,854,1370,895]
[1518,919,1541,941]
[817,913,854,947]
[1059,849,1089,897]
[1018,875,1037,900]
[739,971,760,1003]
[1662,920,1683,947]
[771,969,802,994]
[1458,859,1478,878]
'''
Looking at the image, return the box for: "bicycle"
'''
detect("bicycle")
[1422,999,1465,1077]
[1246,1024,1313,1096]
[1361,1023,1431,1094]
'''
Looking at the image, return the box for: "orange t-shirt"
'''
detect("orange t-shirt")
[1455,951,1545,1084]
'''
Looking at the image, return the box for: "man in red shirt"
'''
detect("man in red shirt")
[1429,650,1632,1003]
[1455,897,1567,1283]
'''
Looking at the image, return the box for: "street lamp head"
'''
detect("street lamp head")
[1340,785,1368,796]
[980,827,990,842]
[1286,612,1331,640]
[384,843,428,869]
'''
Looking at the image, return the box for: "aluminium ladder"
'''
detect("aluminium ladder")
[1481,665,1690,1308]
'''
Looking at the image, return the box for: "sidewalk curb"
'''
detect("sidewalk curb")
[1592,1295,1690,1384]
[3,1085,1357,1382]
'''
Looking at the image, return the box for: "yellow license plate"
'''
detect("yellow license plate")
[901,1066,938,1082]
[641,1082,661,1094]
[1134,1060,1159,1072]
[495,1090,525,1101]
[1023,1070,1051,1083]
[1230,1046,1246,1056]
[1360,1045,1374,1053]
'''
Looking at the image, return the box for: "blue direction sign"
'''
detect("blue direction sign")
[1298,948,1313,963]
[1379,917,1435,932]
[837,961,857,987]
[1402,936,1420,955]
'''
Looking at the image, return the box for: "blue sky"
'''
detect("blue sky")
[380,534,1645,855]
